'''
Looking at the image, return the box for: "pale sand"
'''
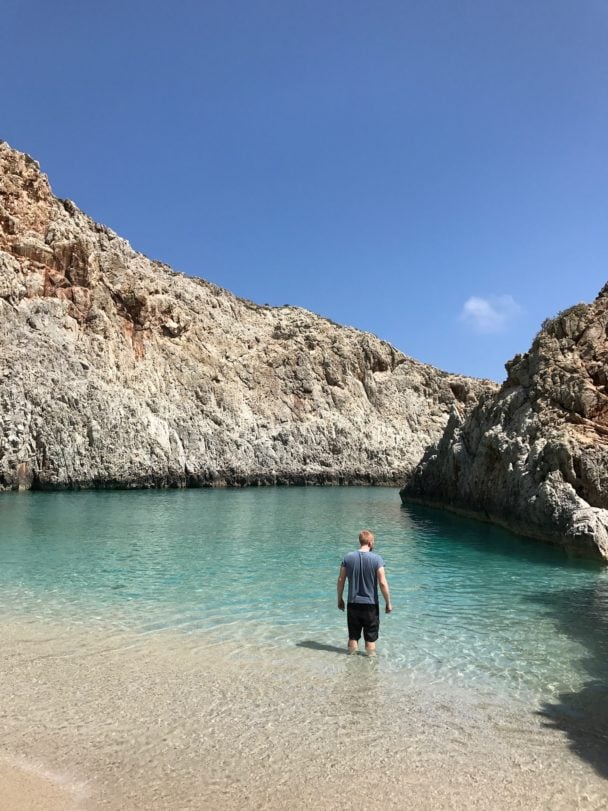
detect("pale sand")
[1,617,607,809]
[0,760,79,810]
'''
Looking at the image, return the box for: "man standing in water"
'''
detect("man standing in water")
[337,530,392,655]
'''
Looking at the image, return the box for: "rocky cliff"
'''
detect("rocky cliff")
[401,290,608,559]
[0,142,492,491]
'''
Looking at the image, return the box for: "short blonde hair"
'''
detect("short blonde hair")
[358,530,375,546]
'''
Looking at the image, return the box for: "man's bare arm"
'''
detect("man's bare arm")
[377,567,392,613]
[337,566,347,610]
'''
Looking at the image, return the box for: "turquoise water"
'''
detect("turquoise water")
[1,486,607,702]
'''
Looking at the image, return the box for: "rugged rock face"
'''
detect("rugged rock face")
[401,291,608,559]
[0,142,492,491]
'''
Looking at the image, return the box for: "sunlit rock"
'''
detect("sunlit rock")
[402,292,608,559]
[0,141,493,490]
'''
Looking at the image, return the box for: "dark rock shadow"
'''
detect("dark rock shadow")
[296,640,349,655]
[530,580,608,779]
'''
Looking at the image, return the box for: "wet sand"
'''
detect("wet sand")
[1,618,606,809]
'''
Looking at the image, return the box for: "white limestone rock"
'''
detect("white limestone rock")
[0,141,493,491]
[402,290,608,559]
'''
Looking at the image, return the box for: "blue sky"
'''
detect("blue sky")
[4,1,608,380]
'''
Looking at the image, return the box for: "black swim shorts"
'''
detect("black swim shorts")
[347,602,380,643]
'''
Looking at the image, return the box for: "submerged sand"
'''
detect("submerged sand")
[0,617,606,809]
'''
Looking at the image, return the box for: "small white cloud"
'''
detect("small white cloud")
[460,294,522,334]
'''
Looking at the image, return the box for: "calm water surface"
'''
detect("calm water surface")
[1,486,606,703]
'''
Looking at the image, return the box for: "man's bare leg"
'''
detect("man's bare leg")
[348,640,358,654]
[365,641,376,656]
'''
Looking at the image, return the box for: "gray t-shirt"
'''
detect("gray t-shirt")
[341,550,385,604]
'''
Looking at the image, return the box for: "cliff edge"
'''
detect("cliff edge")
[0,142,492,490]
[401,289,608,559]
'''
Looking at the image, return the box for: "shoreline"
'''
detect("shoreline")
[400,493,608,562]
[1,616,607,809]
[2,474,406,493]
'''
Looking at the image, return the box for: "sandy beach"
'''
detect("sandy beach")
[0,759,80,810]
[1,616,607,810]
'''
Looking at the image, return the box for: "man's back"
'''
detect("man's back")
[341,550,384,604]
[337,530,391,654]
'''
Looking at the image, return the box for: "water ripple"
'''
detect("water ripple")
[0,487,605,702]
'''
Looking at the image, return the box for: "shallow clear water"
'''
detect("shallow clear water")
[1,486,606,704]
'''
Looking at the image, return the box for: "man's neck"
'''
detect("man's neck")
[359,545,371,552]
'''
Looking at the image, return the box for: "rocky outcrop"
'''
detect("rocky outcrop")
[0,142,492,491]
[401,291,608,559]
